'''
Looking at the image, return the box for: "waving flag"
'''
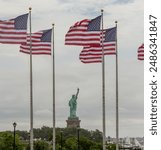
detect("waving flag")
[20,29,52,55]
[65,15,101,46]
[138,43,144,60]
[79,27,116,63]
[0,14,28,44]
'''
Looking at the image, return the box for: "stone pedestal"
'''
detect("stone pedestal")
[66,117,81,128]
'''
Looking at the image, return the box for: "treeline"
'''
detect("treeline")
[15,126,103,142]
[0,126,114,150]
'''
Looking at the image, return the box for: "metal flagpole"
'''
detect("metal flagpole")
[29,7,34,150]
[52,24,56,150]
[115,21,119,150]
[101,9,106,150]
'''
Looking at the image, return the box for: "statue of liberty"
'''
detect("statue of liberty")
[69,88,79,118]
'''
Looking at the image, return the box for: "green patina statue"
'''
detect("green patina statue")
[69,88,79,118]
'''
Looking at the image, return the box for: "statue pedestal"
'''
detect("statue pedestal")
[66,117,81,128]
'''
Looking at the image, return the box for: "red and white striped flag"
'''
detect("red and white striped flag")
[80,27,116,63]
[20,29,52,55]
[137,43,144,60]
[0,14,28,44]
[65,15,101,46]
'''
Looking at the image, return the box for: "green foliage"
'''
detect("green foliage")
[0,126,103,150]
[90,129,102,143]
[0,132,24,150]
[34,140,50,150]
[90,142,102,150]
[65,137,77,150]
[79,136,92,150]
[26,140,51,150]
[106,143,116,150]
[16,130,29,140]
[0,132,13,150]
[34,126,52,141]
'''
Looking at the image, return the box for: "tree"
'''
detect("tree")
[65,137,77,150]
[90,129,102,143]
[26,140,50,150]
[0,132,24,150]
[34,140,50,150]
[1,126,104,150]
[34,126,52,141]
[90,143,102,150]
[16,130,29,140]
[106,143,116,150]
[79,136,92,150]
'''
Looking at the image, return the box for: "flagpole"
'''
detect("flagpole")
[52,23,56,150]
[101,9,106,150]
[115,21,119,150]
[29,7,34,150]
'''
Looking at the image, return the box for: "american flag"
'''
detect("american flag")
[137,43,144,60]
[0,14,28,44]
[65,15,101,46]
[79,27,116,63]
[20,29,52,55]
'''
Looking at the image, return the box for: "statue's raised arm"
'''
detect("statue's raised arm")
[76,88,79,98]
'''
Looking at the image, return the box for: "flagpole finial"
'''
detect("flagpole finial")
[101,9,104,13]
[29,7,32,11]
[52,23,55,26]
[115,21,118,24]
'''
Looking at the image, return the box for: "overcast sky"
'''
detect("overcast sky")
[0,0,143,138]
